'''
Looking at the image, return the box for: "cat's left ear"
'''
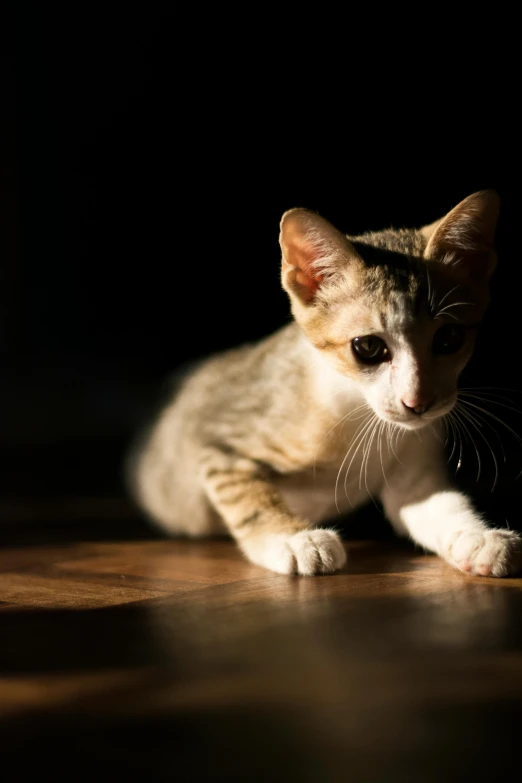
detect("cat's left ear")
[279,208,360,305]
[421,190,500,283]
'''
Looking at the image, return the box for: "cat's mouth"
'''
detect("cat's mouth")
[381,398,455,430]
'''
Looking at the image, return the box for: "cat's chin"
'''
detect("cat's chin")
[376,410,446,431]
[393,418,433,431]
[381,416,430,431]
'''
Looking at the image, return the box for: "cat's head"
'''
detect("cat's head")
[280,191,500,430]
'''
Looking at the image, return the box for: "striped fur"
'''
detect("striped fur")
[127,191,522,577]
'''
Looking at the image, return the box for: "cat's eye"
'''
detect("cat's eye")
[433,324,466,355]
[352,335,389,364]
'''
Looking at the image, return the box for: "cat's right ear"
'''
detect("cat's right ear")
[421,190,500,283]
[279,209,358,306]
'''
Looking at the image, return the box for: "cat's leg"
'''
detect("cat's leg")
[199,446,346,575]
[381,463,522,577]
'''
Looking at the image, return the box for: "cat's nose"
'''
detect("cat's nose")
[401,397,434,415]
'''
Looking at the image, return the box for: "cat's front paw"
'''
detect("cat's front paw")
[242,529,347,576]
[446,528,522,577]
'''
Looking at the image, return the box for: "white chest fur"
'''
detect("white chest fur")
[274,425,407,524]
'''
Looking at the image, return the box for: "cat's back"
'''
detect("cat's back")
[126,324,304,480]
[125,323,308,534]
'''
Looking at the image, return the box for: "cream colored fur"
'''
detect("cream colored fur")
[127,191,521,577]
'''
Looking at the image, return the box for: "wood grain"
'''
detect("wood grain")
[1,524,521,782]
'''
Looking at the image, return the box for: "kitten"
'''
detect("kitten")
[127,190,521,577]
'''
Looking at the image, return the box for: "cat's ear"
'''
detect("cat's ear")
[421,190,500,283]
[279,208,360,305]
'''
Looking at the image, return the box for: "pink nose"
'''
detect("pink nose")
[401,398,434,415]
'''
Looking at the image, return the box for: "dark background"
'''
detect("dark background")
[2,7,520,528]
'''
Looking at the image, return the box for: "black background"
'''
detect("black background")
[2,7,520,521]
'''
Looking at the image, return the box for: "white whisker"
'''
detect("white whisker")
[435,311,460,321]
[455,401,499,492]
[361,417,381,511]
[458,399,522,449]
[448,409,465,473]
[344,414,376,502]
[458,390,522,418]
[458,397,522,480]
[435,284,460,310]
[426,267,436,313]
[445,412,458,464]
[438,300,474,311]
[379,421,391,489]
[453,406,482,482]
[389,423,403,464]
[334,412,374,512]
[314,402,369,481]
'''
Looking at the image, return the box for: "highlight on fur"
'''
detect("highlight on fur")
[127,191,522,577]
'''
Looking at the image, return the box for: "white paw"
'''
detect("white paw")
[242,529,347,576]
[446,528,522,577]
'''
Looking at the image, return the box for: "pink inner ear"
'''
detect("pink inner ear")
[286,240,324,299]
[283,263,322,303]
[294,266,323,296]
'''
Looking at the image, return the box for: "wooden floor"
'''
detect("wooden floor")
[1,519,522,782]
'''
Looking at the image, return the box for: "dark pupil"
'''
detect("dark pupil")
[352,336,388,363]
[433,324,466,355]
